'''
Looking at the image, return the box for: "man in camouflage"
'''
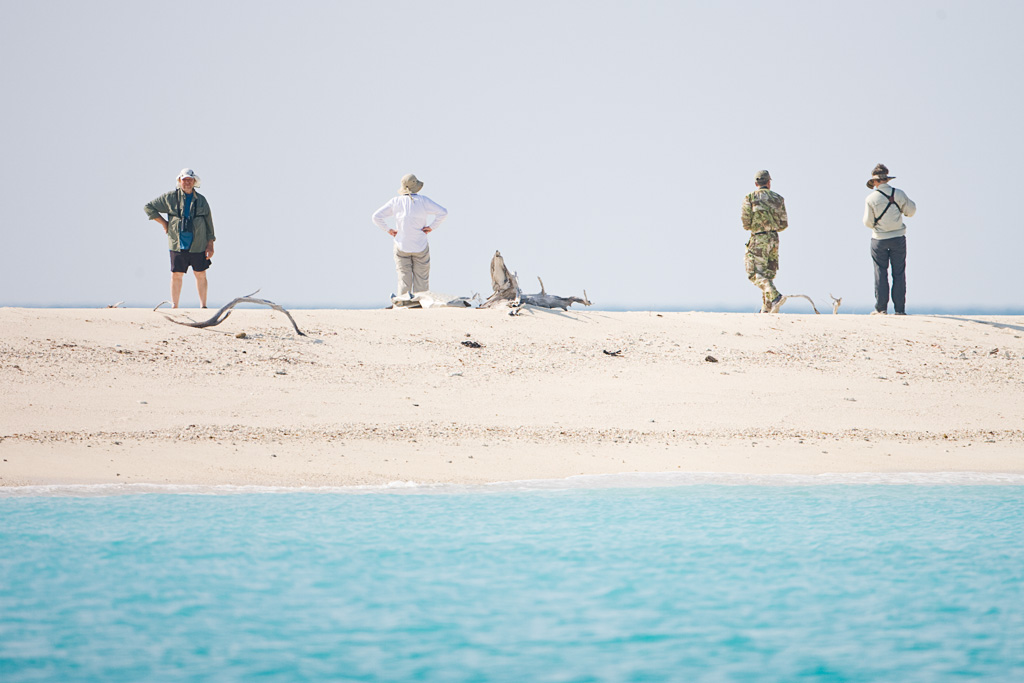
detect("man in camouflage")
[741,169,788,312]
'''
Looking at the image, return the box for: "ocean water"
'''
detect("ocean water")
[1,480,1022,682]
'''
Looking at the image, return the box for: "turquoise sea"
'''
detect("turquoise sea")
[1,477,1023,682]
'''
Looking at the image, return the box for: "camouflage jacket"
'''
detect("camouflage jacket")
[741,188,788,234]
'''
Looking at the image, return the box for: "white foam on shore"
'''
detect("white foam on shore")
[3,471,1024,497]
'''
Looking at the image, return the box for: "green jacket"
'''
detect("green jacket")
[144,189,216,252]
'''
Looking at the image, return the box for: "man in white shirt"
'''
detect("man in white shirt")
[863,164,916,315]
[372,174,448,305]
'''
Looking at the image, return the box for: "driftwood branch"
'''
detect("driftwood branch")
[521,277,592,311]
[829,293,842,314]
[773,294,820,314]
[161,289,306,336]
[479,251,592,311]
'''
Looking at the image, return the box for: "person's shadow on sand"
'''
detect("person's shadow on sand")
[933,315,1024,333]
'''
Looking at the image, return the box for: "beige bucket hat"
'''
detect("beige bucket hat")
[399,173,424,195]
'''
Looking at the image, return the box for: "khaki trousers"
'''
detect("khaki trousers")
[393,244,430,296]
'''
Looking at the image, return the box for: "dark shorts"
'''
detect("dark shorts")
[170,250,211,273]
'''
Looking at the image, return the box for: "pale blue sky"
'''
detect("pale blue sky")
[2,0,1021,311]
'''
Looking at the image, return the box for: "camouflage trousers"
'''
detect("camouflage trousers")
[744,232,780,311]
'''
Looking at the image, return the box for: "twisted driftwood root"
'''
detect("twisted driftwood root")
[160,289,306,336]
[479,250,592,312]
[479,251,520,309]
[829,293,842,314]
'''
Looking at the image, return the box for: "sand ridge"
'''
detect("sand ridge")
[2,307,1022,486]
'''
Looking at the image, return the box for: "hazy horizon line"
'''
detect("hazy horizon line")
[4,303,1024,316]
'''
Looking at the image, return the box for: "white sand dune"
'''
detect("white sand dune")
[1,307,1022,487]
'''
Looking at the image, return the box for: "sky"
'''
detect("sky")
[1,0,1021,312]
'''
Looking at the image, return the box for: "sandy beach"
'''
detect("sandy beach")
[1,306,1022,487]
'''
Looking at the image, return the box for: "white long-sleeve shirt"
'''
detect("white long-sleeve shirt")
[372,194,448,253]
[863,183,916,240]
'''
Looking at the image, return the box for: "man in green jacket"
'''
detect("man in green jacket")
[144,168,216,308]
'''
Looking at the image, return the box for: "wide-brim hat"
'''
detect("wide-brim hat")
[177,168,202,188]
[399,173,424,195]
[867,163,894,189]
[866,173,895,189]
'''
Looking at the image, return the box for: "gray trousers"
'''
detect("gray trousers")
[393,244,430,296]
[871,235,906,314]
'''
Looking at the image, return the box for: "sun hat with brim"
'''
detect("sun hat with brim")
[177,168,201,188]
[867,174,896,189]
[399,173,424,195]
[866,163,894,189]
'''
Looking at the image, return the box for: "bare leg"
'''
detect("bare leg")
[194,270,209,308]
[171,272,184,308]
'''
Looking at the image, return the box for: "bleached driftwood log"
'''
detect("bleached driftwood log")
[391,291,477,309]
[830,294,842,314]
[520,277,591,312]
[160,289,306,336]
[479,250,592,312]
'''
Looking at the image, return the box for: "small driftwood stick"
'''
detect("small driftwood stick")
[829,293,842,314]
[772,294,820,314]
[161,289,306,336]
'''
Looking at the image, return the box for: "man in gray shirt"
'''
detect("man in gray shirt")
[863,163,916,315]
